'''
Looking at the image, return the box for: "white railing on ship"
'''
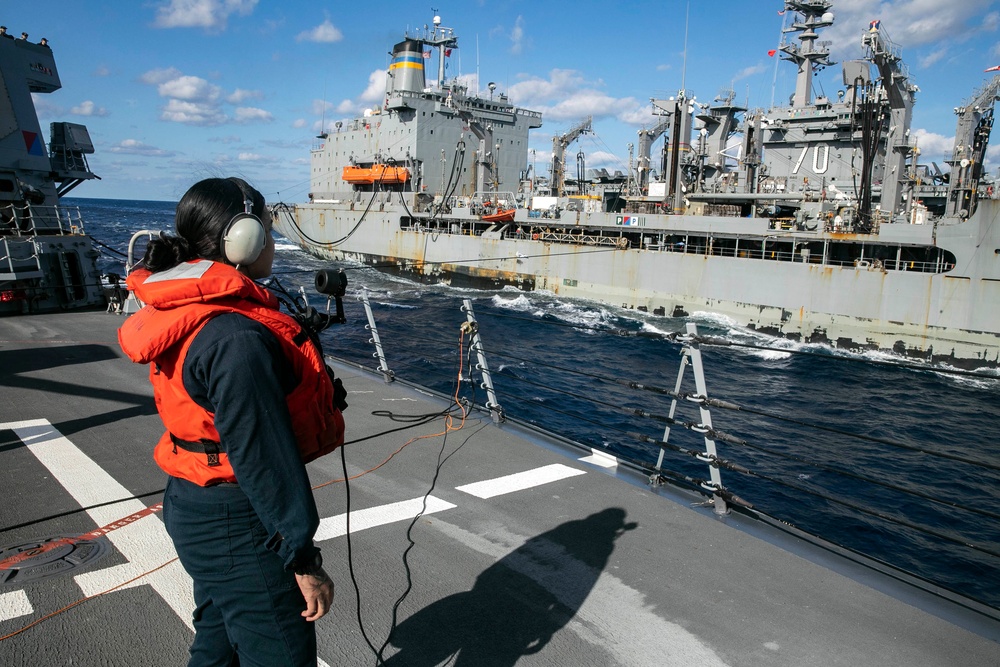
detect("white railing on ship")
[0,203,87,236]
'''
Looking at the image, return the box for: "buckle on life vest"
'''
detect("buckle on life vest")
[169,433,224,467]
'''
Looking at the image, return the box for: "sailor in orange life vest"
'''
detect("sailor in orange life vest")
[118,177,346,666]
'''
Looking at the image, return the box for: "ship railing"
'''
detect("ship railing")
[468,191,521,213]
[1,203,87,237]
[339,297,1000,615]
[519,230,622,248]
[640,237,949,273]
[0,236,42,279]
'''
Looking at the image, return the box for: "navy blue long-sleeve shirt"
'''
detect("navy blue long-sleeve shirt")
[182,312,321,570]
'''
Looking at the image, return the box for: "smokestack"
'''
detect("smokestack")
[387,39,426,95]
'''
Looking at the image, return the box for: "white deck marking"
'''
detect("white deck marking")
[0,590,32,622]
[455,463,586,499]
[314,496,456,542]
[578,449,619,468]
[5,419,196,630]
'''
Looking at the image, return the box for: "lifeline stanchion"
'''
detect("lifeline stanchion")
[461,298,504,423]
[654,347,691,471]
[360,290,394,383]
[665,322,728,515]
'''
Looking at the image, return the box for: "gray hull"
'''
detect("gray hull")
[275,198,1000,369]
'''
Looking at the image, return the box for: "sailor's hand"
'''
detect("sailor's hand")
[296,568,334,621]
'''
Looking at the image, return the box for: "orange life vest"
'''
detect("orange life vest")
[119,260,345,486]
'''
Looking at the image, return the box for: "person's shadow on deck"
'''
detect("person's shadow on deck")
[382,507,637,666]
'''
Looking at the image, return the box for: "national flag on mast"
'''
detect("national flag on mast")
[422,50,431,59]
[778,9,785,15]
[869,19,881,31]
[445,48,452,57]
[986,65,1000,72]
[768,49,778,57]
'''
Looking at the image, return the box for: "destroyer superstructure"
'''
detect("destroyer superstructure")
[0,30,104,313]
[274,3,1000,368]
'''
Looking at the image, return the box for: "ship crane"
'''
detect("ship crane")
[550,116,592,197]
[453,107,497,195]
[862,22,918,223]
[945,74,1000,218]
[636,116,671,194]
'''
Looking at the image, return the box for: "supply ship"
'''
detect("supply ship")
[0,31,105,314]
[273,0,1000,369]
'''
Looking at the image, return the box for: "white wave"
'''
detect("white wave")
[375,302,418,310]
[491,293,535,311]
[639,321,672,337]
[274,241,301,251]
[689,310,742,330]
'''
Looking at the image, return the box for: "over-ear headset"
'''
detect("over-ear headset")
[221,196,267,266]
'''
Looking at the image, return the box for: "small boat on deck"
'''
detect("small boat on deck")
[341,164,410,185]
[482,208,516,223]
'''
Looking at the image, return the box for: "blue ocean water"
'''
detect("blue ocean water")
[73,197,1000,609]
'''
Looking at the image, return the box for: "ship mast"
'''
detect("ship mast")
[779,0,834,108]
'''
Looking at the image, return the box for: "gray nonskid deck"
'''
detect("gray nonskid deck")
[0,311,995,666]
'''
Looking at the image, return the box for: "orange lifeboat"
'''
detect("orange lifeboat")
[482,208,516,223]
[341,164,410,184]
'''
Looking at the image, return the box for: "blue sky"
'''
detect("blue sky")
[7,0,1000,202]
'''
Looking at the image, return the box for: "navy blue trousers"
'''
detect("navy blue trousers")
[164,476,317,667]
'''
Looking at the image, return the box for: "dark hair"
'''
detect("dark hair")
[142,177,265,272]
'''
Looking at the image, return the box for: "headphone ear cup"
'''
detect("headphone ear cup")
[222,214,266,266]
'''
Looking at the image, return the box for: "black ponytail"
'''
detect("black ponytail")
[143,177,264,272]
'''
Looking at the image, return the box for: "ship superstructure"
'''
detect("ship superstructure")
[275,4,1000,368]
[309,15,541,208]
[0,30,104,313]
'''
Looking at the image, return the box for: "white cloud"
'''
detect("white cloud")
[919,47,949,68]
[733,64,768,81]
[912,127,954,163]
[233,106,273,123]
[292,118,308,128]
[296,19,343,43]
[109,139,175,157]
[359,69,388,103]
[140,68,273,126]
[139,67,183,85]
[158,75,221,102]
[70,100,109,117]
[508,69,645,123]
[822,0,997,61]
[94,66,110,77]
[227,88,263,104]
[334,69,389,116]
[237,152,266,161]
[153,0,258,31]
[510,16,526,55]
[161,98,227,125]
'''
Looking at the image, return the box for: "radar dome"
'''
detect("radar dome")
[822,12,835,23]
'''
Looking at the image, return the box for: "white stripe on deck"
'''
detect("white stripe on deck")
[455,463,586,499]
[314,496,456,542]
[4,419,196,630]
[0,590,32,622]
